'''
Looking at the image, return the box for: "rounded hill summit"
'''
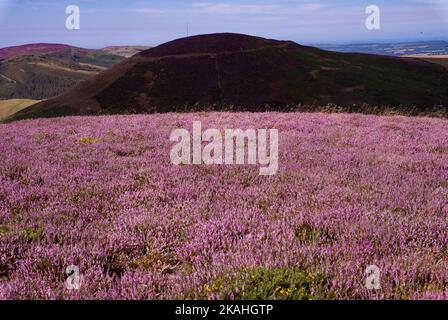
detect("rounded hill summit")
[9,33,448,120]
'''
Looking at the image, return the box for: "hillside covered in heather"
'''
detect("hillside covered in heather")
[9,33,448,121]
[0,113,447,299]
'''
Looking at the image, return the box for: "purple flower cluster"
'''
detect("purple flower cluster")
[0,112,447,300]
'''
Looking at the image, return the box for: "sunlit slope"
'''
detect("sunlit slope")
[0,99,40,120]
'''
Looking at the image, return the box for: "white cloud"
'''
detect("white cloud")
[191,2,327,15]
[128,8,165,14]
[191,3,281,15]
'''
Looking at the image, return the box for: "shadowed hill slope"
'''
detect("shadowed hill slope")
[8,33,448,121]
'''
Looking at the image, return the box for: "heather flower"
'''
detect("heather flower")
[0,112,447,300]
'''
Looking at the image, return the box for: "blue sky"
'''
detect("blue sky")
[0,0,447,48]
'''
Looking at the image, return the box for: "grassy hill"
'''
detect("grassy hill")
[9,33,448,121]
[0,44,124,100]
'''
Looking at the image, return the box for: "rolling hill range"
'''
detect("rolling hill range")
[0,43,124,100]
[7,33,448,121]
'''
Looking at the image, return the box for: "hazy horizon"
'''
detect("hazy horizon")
[2,34,448,51]
[1,0,448,48]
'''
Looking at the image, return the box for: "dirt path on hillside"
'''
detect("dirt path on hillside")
[138,43,293,61]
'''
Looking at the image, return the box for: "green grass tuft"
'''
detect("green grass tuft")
[201,267,331,300]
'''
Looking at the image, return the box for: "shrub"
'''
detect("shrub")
[203,267,330,300]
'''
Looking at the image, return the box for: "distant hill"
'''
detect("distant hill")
[102,46,151,58]
[0,43,75,60]
[0,43,124,100]
[8,33,448,121]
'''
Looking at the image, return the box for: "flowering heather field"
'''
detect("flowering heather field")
[0,112,447,300]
